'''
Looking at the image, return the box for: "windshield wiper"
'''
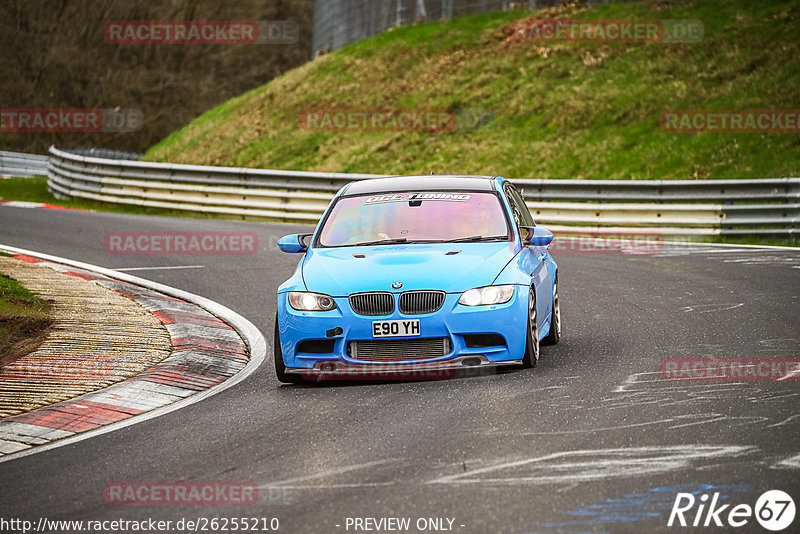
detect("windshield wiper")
[349,235,507,246]
[352,237,409,246]
[448,235,508,243]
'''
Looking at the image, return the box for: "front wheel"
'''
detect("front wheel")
[274,317,305,384]
[542,276,561,346]
[521,288,539,369]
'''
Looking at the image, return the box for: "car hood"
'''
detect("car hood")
[302,243,518,296]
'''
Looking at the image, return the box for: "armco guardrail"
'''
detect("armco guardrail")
[47,146,798,238]
[0,151,49,178]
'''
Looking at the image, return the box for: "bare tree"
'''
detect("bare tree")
[0,0,313,153]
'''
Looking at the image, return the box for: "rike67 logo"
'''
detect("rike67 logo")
[668,490,795,531]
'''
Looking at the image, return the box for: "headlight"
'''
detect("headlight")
[288,292,337,311]
[458,285,515,306]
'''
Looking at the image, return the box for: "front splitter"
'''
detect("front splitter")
[285,355,523,382]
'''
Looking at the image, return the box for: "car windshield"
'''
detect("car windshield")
[317,191,511,247]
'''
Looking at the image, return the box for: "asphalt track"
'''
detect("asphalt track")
[1,206,798,534]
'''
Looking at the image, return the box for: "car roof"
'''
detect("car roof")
[341,175,498,196]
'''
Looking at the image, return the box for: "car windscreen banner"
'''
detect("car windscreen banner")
[363,192,473,205]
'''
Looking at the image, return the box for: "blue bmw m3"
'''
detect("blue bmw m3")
[274,175,560,383]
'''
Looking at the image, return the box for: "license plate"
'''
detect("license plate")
[372,319,420,338]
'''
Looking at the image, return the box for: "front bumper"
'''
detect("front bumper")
[286,355,522,382]
[276,287,530,372]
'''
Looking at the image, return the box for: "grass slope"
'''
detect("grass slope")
[0,269,53,360]
[146,0,800,180]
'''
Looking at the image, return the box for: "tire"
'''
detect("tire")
[521,287,539,369]
[542,275,561,346]
[274,316,305,384]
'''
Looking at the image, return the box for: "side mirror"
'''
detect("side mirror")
[520,226,554,247]
[278,233,312,253]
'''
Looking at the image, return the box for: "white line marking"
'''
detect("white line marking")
[682,303,743,313]
[778,366,800,381]
[516,419,676,435]
[259,459,397,489]
[0,201,45,208]
[772,453,800,469]
[428,445,754,486]
[768,416,800,428]
[114,265,205,272]
[0,243,266,465]
[613,371,660,393]
[264,483,396,489]
[669,415,769,430]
